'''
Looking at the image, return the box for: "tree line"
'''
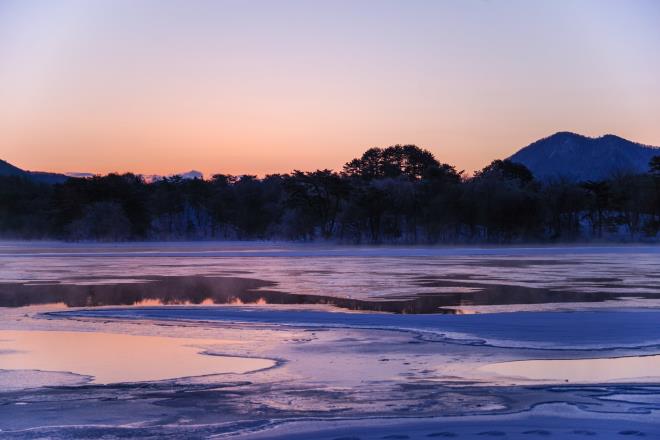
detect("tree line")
[2,146,660,243]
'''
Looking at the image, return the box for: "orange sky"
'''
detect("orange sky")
[1,0,659,177]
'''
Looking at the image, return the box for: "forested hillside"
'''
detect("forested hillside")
[509,132,660,181]
[2,146,660,243]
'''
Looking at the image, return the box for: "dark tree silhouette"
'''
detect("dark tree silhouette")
[581,181,612,238]
[474,159,534,186]
[283,170,348,239]
[650,156,660,175]
[343,145,440,180]
[1,146,659,243]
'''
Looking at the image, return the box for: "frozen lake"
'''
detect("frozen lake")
[2,242,660,312]
[1,242,659,439]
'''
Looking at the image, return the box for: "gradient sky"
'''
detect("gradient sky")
[1,0,659,177]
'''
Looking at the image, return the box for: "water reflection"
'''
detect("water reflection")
[0,275,463,313]
[481,355,660,383]
[2,274,659,314]
[0,330,274,384]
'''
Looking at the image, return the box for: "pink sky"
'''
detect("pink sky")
[1,0,659,176]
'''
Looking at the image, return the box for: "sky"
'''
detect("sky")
[1,0,659,177]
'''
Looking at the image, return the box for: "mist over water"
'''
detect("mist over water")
[2,243,659,313]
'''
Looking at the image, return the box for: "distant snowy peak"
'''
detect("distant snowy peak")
[65,172,96,178]
[143,170,204,183]
[509,132,660,181]
[179,170,204,180]
[63,170,205,182]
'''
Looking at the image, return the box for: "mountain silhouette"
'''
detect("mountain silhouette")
[142,170,204,183]
[0,159,69,184]
[509,132,660,181]
[4,133,660,185]
[0,159,206,185]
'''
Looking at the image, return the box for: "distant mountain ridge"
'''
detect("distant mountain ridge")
[0,159,204,184]
[143,170,204,183]
[0,159,69,184]
[3,133,660,185]
[509,132,660,182]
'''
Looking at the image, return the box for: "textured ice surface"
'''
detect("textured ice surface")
[233,403,660,440]
[0,369,88,390]
[2,243,660,309]
[59,306,660,350]
[2,243,660,438]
